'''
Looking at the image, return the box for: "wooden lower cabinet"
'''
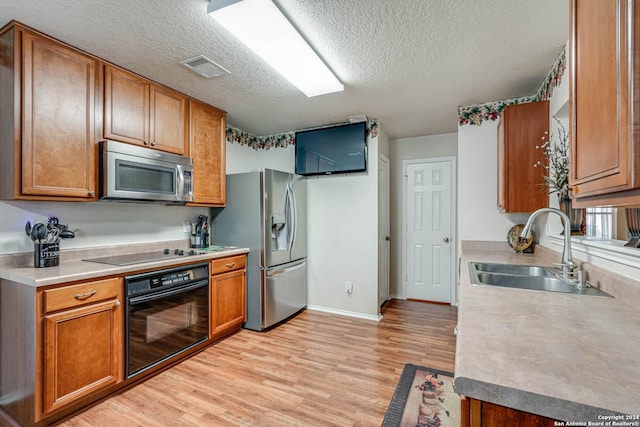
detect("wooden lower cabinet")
[210,256,246,339]
[462,397,558,427]
[1,257,250,426]
[40,278,123,417]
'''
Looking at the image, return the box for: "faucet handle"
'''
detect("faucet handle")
[576,270,586,289]
[555,267,587,288]
[553,261,578,270]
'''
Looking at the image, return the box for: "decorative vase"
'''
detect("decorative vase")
[559,197,584,235]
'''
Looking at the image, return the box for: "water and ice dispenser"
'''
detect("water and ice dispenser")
[271,213,288,251]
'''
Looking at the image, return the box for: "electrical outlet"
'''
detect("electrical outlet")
[183,221,191,233]
[345,281,353,295]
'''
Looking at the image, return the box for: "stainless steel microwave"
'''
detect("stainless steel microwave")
[100,140,194,204]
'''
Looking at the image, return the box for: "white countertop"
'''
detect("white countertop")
[0,247,249,287]
[454,249,640,420]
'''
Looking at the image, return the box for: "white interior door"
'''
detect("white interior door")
[405,159,453,303]
[378,155,390,307]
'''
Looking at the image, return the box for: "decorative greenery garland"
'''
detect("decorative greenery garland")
[226,120,379,150]
[458,46,566,126]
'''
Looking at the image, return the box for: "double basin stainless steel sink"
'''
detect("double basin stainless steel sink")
[469,262,613,297]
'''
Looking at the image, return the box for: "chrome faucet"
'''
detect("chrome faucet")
[520,207,579,282]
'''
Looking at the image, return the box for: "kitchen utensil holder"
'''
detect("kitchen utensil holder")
[34,242,60,268]
[190,232,209,248]
[190,232,209,249]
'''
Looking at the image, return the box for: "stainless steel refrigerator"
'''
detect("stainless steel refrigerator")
[211,169,307,331]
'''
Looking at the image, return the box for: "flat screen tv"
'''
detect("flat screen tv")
[295,121,367,176]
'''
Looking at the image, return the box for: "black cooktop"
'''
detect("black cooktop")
[83,248,205,266]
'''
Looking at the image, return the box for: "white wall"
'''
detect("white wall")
[378,129,390,159]
[225,141,294,174]
[0,201,208,255]
[457,121,530,246]
[226,140,261,174]
[260,146,295,173]
[227,132,381,319]
[457,45,571,249]
[306,134,380,320]
[389,133,458,298]
[538,49,570,238]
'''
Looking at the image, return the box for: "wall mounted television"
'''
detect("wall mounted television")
[295,121,367,176]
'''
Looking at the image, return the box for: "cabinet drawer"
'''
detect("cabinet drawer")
[44,277,122,313]
[211,255,246,275]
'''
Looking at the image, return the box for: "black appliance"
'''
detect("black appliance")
[83,248,205,266]
[294,121,367,176]
[124,263,209,378]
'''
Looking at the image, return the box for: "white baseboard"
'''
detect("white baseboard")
[388,294,458,307]
[306,305,383,322]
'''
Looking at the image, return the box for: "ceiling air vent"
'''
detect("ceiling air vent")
[180,55,230,79]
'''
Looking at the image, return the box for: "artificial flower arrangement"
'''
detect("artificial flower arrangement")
[534,117,569,201]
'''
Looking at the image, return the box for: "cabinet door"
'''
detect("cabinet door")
[498,101,549,213]
[21,31,97,199]
[150,86,187,155]
[189,99,226,206]
[104,65,149,146]
[210,269,246,338]
[466,398,557,427]
[570,0,640,204]
[43,297,122,414]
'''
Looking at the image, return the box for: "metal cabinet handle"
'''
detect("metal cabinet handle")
[143,141,149,145]
[114,300,120,307]
[151,142,156,146]
[88,191,95,196]
[225,262,236,268]
[74,290,97,300]
[443,237,450,243]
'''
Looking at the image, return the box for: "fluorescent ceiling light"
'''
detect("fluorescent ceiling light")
[207,0,344,97]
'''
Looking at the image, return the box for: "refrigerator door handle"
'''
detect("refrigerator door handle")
[265,259,306,276]
[286,181,295,254]
[291,181,297,255]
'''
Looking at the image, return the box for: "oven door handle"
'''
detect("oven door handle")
[128,280,208,305]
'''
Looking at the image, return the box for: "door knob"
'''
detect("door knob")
[443,237,450,243]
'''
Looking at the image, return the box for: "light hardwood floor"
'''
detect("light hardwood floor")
[12,300,458,426]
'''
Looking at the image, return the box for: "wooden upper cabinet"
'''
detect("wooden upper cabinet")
[497,101,549,213]
[570,0,640,206]
[150,86,188,154]
[104,65,187,155]
[0,24,97,200]
[188,99,226,206]
[103,66,149,146]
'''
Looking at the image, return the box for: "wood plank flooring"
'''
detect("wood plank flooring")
[10,300,458,427]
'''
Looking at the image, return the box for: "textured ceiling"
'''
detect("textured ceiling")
[0,0,568,139]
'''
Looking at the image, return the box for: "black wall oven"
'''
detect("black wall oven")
[125,263,209,379]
